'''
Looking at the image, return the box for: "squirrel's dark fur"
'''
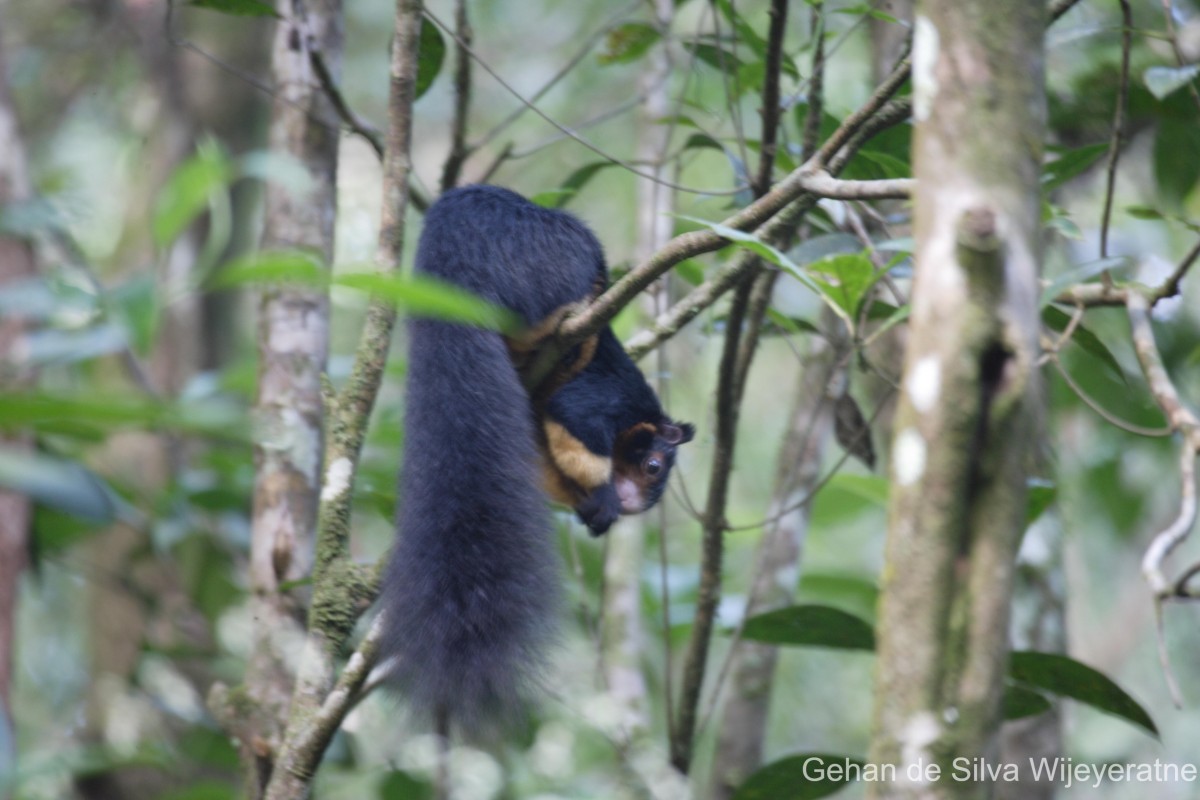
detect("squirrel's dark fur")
[379,185,692,732]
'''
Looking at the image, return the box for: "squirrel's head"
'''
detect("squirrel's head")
[613,418,696,514]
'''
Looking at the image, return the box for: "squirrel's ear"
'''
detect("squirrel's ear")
[660,421,695,445]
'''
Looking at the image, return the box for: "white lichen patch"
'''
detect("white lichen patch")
[320,457,354,503]
[913,16,940,122]
[907,355,942,414]
[899,711,942,786]
[894,428,927,487]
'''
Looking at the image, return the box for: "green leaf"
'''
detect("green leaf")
[679,216,850,325]
[551,161,617,207]
[529,190,575,207]
[824,473,889,506]
[109,275,159,356]
[810,473,889,528]
[33,507,97,556]
[1123,205,1200,234]
[175,533,243,624]
[681,132,724,152]
[1003,684,1053,721]
[1154,115,1200,204]
[177,728,241,771]
[599,22,661,65]
[674,259,705,287]
[415,19,446,100]
[740,604,876,651]
[764,309,819,336]
[0,393,247,439]
[23,325,129,367]
[378,770,434,800]
[1144,64,1200,101]
[855,149,911,179]
[237,150,315,195]
[1125,205,1165,221]
[715,0,765,56]
[865,301,911,342]
[188,0,279,17]
[1026,481,1056,526]
[835,4,899,23]
[1042,143,1107,192]
[0,197,63,238]
[211,250,327,289]
[796,573,879,623]
[734,754,866,800]
[787,234,862,265]
[1009,651,1158,738]
[807,252,878,322]
[1041,305,1125,384]
[155,781,239,800]
[685,42,746,73]
[1038,256,1129,307]
[152,143,234,246]
[333,273,520,331]
[0,448,116,522]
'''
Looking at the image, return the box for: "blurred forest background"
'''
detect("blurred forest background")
[2,0,1200,798]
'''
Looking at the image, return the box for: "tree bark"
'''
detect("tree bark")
[867,1,1045,797]
[240,0,342,793]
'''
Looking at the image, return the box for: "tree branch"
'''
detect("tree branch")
[1126,292,1200,601]
[438,0,472,192]
[623,98,913,361]
[1099,0,1132,265]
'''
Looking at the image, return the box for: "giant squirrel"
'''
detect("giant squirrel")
[379,185,693,732]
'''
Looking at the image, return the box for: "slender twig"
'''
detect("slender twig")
[309,49,430,212]
[801,5,826,162]
[1126,292,1200,433]
[311,50,384,160]
[166,0,288,109]
[1099,0,1132,267]
[439,0,472,192]
[1037,302,1085,363]
[508,96,645,160]
[1152,600,1185,706]
[422,7,745,196]
[471,0,643,150]
[1155,235,1200,301]
[1126,291,1200,612]
[476,141,514,184]
[1141,447,1198,596]
[671,272,749,774]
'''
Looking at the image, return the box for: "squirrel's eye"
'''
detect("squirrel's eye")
[644,457,663,477]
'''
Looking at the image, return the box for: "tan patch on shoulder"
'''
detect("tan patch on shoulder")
[541,459,580,506]
[544,420,611,490]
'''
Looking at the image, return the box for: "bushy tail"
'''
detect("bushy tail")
[379,317,560,732]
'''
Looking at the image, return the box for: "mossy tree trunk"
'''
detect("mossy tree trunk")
[867,0,1045,797]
